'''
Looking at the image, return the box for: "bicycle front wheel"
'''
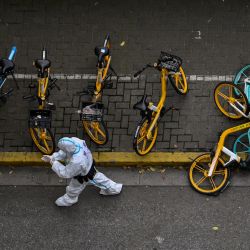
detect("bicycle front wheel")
[189,153,230,195]
[29,127,55,155]
[168,66,188,95]
[133,117,158,156]
[214,82,249,119]
[83,120,109,145]
[233,130,250,161]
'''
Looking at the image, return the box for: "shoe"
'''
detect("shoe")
[99,183,123,195]
[55,194,78,207]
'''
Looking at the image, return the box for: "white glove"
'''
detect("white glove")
[42,154,56,164]
[41,155,55,165]
[41,155,52,162]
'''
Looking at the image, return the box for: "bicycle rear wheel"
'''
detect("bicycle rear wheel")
[168,66,188,95]
[189,153,230,195]
[233,130,250,161]
[29,127,55,155]
[83,120,109,145]
[133,117,158,156]
[214,82,249,119]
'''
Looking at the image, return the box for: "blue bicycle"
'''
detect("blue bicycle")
[232,65,250,159]
[0,46,18,103]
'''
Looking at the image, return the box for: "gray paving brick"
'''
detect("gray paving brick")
[0,0,248,153]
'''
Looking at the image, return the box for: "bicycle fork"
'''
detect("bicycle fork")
[208,123,250,176]
[146,70,167,139]
[229,101,250,118]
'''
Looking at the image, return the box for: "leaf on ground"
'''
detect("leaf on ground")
[160,169,166,173]
[149,167,156,172]
[212,226,219,231]
[120,41,126,46]
[155,236,164,244]
[139,169,145,174]
[9,170,13,175]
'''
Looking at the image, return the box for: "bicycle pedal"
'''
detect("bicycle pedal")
[172,107,180,111]
[160,107,166,117]
[5,88,14,96]
[224,159,239,169]
[47,102,56,110]
[23,94,36,101]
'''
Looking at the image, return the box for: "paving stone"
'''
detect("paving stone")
[0,0,247,153]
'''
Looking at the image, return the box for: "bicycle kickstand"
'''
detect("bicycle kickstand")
[11,72,19,90]
[109,65,118,77]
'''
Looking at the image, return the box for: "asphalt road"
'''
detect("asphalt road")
[0,186,250,250]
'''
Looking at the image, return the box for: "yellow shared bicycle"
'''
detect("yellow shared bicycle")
[24,48,60,154]
[133,51,188,155]
[189,83,250,195]
[78,34,117,145]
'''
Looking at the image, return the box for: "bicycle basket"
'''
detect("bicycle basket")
[158,51,182,72]
[29,109,52,128]
[80,102,103,122]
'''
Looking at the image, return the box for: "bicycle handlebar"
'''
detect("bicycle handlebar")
[103,34,110,47]
[8,46,17,61]
[133,63,156,78]
[134,69,144,78]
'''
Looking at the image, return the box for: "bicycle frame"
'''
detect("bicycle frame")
[93,35,112,103]
[37,69,50,109]
[0,46,17,90]
[243,77,250,102]
[146,68,167,139]
[0,77,7,90]
[208,122,250,176]
[228,95,250,119]
[94,55,111,102]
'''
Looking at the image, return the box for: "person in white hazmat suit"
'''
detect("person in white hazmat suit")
[41,137,123,206]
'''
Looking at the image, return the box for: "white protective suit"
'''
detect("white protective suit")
[44,137,122,206]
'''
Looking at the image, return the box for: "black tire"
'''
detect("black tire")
[133,116,158,156]
[29,127,56,155]
[168,67,188,95]
[188,153,231,196]
[83,119,109,145]
[214,82,249,120]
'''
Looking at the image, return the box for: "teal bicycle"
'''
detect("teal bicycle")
[232,65,250,159]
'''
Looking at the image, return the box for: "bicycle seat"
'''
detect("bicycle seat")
[94,47,109,63]
[0,59,15,75]
[35,59,51,72]
[133,95,148,111]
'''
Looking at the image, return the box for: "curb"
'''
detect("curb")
[0,152,206,166]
